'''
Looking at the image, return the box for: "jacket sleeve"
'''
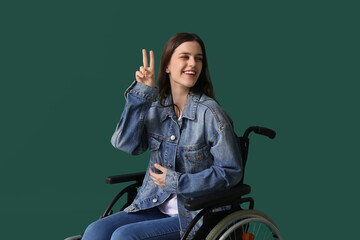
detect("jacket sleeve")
[110,81,158,155]
[164,108,243,198]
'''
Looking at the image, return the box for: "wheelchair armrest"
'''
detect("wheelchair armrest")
[184,184,251,211]
[106,172,146,184]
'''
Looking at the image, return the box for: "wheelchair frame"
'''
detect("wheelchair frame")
[66,126,283,240]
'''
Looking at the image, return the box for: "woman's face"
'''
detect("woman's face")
[166,41,203,92]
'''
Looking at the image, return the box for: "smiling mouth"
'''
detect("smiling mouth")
[183,70,196,75]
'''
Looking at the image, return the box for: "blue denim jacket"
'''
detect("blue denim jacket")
[111,81,242,239]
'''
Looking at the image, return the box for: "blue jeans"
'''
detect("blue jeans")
[82,207,180,240]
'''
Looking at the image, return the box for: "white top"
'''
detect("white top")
[158,193,178,216]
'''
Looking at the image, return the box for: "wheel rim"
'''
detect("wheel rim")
[218,217,282,240]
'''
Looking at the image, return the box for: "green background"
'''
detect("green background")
[1,0,359,239]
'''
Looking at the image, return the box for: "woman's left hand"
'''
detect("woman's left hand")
[149,164,168,188]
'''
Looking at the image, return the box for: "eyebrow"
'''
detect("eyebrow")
[178,52,203,56]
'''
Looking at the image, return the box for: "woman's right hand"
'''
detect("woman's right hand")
[135,49,155,88]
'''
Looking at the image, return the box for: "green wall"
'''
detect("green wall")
[1,0,359,239]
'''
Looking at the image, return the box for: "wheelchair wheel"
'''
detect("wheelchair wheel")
[206,210,283,240]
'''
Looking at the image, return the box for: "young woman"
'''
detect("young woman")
[82,33,242,240]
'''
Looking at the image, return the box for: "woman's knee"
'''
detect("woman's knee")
[82,219,114,240]
[111,225,137,240]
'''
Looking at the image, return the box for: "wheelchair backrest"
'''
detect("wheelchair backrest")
[237,126,276,185]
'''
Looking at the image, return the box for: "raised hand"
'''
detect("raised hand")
[135,49,155,88]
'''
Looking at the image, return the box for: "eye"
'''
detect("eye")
[180,56,189,59]
[196,57,203,62]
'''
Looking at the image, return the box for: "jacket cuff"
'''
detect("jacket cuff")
[164,169,181,193]
[124,80,158,102]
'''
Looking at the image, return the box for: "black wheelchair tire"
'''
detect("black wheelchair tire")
[205,209,283,240]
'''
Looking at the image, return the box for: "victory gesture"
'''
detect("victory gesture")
[135,49,155,88]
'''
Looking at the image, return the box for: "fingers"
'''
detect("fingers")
[142,49,148,69]
[142,49,155,70]
[149,50,155,71]
[135,71,144,81]
[140,66,146,75]
[136,49,155,88]
[149,167,156,180]
[154,163,166,172]
[149,164,165,178]
[149,168,161,187]
[149,164,167,188]
[136,66,146,81]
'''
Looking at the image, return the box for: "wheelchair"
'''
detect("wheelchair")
[66,126,283,240]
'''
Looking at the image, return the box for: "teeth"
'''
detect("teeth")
[184,71,195,75]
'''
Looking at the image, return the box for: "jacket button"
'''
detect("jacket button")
[152,198,158,203]
[170,135,176,140]
[167,163,172,168]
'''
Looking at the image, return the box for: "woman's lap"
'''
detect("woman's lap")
[82,207,180,240]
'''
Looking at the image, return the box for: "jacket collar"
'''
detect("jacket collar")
[160,93,201,122]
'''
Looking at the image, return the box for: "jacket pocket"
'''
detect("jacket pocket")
[149,136,161,151]
[185,144,211,163]
[184,145,213,173]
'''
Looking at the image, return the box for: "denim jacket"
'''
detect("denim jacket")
[111,81,242,239]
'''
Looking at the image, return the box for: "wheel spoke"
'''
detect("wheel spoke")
[255,223,262,238]
[264,229,271,240]
[206,210,283,240]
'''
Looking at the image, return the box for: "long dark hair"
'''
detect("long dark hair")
[157,33,215,106]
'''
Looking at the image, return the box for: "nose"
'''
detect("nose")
[188,56,196,67]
